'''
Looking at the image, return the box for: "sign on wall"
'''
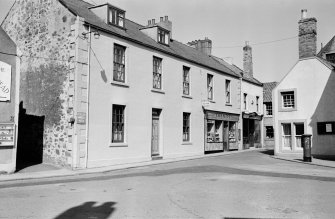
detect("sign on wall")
[0,61,12,102]
[0,123,15,147]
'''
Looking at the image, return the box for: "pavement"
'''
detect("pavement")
[1,148,334,183]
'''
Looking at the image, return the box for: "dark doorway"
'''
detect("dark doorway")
[16,102,45,172]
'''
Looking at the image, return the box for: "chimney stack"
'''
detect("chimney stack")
[187,37,212,56]
[243,41,253,77]
[298,9,317,59]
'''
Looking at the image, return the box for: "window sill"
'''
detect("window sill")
[151,89,165,94]
[109,143,128,147]
[279,108,297,112]
[209,100,216,103]
[111,81,130,88]
[225,103,232,106]
[264,115,273,117]
[182,95,192,99]
[182,142,193,145]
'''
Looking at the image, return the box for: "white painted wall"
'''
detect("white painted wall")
[86,31,241,167]
[273,58,335,156]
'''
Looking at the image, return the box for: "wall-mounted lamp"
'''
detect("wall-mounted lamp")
[82,31,100,39]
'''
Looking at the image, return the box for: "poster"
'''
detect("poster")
[0,61,12,102]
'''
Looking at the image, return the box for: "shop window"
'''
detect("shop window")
[265,103,272,116]
[282,123,292,148]
[207,120,222,142]
[113,44,126,83]
[228,122,237,143]
[158,28,169,45]
[183,113,190,142]
[265,126,274,139]
[153,56,162,89]
[225,80,231,104]
[109,6,125,28]
[295,123,304,148]
[112,105,125,143]
[183,66,190,95]
[207,74,213,100]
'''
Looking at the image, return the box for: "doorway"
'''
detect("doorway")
[151,109,161,157]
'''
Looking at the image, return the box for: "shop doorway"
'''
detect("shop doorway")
[151,109,161,157]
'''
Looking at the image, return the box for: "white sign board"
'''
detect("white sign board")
[326,123,332,133]
[0,61,11,101]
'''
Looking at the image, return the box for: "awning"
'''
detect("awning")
[242,112,263,120]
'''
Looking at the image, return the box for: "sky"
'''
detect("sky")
[1,0,335,83]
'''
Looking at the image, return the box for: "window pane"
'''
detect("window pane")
[283,123,291,135]
[183,113,190,141]
[295,124,304,135]
[282,91,295,108]
[112,105,125,143]
[266,126,274,139]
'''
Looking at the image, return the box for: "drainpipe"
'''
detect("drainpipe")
[85,25,91,168]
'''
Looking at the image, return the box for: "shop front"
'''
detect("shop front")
[242,112,262,149]
[205,110,239,153]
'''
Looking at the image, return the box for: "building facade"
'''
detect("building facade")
[263,82,277,149]
[2,0,261,169]
[273,10,335,158]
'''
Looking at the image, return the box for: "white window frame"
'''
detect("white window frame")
[225,79,231,104]
[207,74,214,101]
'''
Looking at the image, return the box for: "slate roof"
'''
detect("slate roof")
[212,56,263,86]
[263,82,277,102]
[59,0,240,78]
[318,35,335,57]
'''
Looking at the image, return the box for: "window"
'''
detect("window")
[109,7,125,28]
[326,53,335,63]
[265,126,274,139]
[317,122,335,135]
[282,91,295,108]
[207,120,222,142]
[265,103,272,116]
[295,123,304,148]
[243,93,247,110]
[225,80,231,104]
[207,74,213,100]
[256,96,259,112]
[282,123,292,148]
[158,28,169,45]
[183,66,190,95]
[112,105,125,143]
[183,113,190,142]
[113,44,126,82]
[153,57,162,89]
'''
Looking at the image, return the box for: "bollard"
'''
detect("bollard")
[301,134,312,162]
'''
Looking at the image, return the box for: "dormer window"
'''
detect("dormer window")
[158,28,169,45]
[109,6,125,28]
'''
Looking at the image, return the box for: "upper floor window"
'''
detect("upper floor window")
[109,7,125,28]
[183,66,190,95]
[207,74,213,100]
[265,102,272,116]
[282,91,295,108]
[243,93,247,110]
[113,44,126,82]
[256,96,259,112]
[153,56,162,89]
[225,80,231,104]
[158,28,169,45]
[326,53,335,63]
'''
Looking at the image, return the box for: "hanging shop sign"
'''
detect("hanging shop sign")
[0,123,15,147]
[0,61,12,102]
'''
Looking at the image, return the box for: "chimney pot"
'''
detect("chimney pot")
[301,9,307,19]
[152,19,155,24]
[245,41,249,46]
[148,20,151,25]
[164,16,168,21]
[160,17,163,22]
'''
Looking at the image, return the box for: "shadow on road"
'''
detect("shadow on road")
[53,201,116,219]
[258,149,274,156]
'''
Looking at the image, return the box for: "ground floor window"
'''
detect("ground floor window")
[112,104,125,143]
[282,123,292,148]
[229,122,237,143]
[265,126,274,139]
[294,123,304,148]
[207,120,222,143]
[183,113,190,142]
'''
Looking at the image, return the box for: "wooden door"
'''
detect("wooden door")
[151,117,160,156]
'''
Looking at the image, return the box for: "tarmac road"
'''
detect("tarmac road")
[1,150,335,219]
